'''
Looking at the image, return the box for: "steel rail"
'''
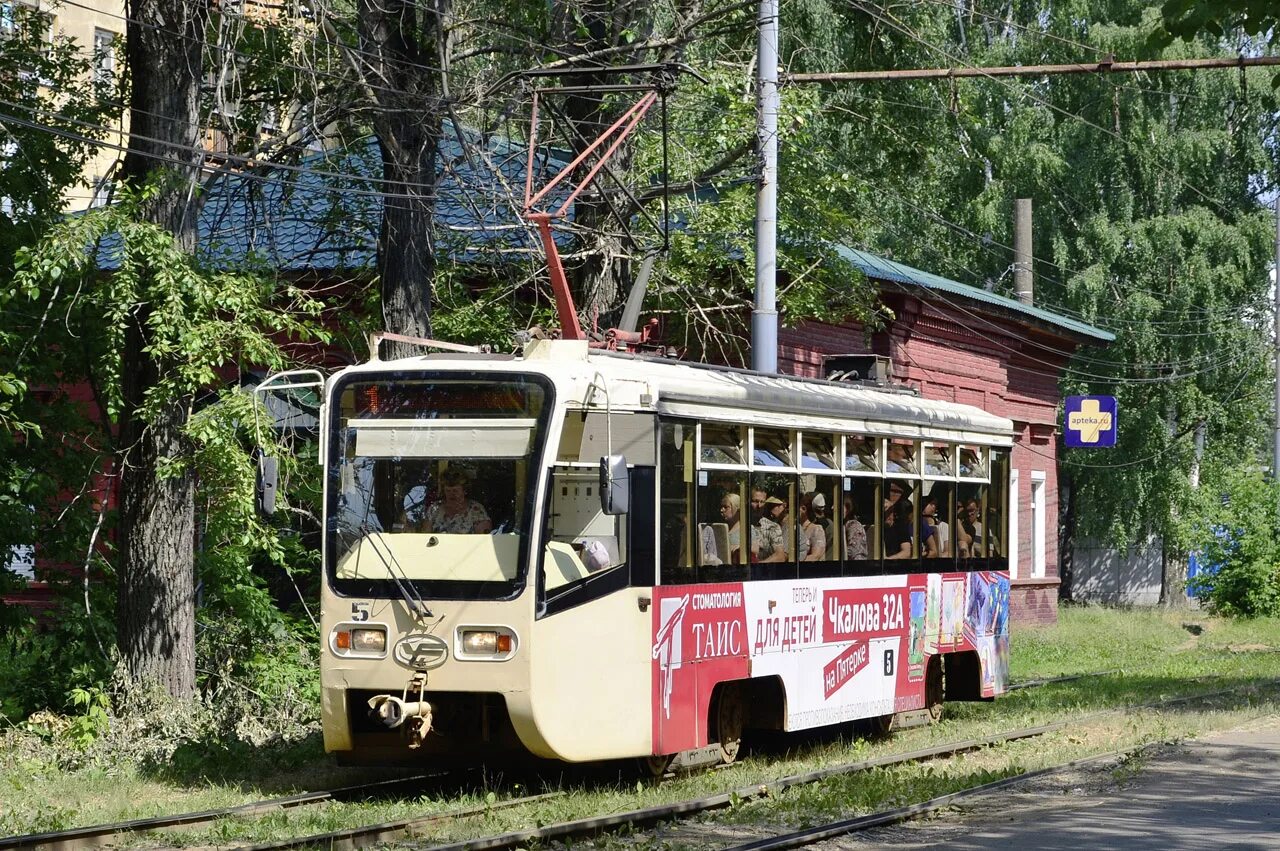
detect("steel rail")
[415,677,1280,851]
[721,742,1166,850]
[419,723,1065,851]
[240,792,565,851]
[0,772,451,851]
[3,673,1266,851]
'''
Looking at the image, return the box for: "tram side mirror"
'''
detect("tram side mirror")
[600,454,629,515]
[256,454,279,518]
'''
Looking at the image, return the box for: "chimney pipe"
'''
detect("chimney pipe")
[1014,197,1033,305]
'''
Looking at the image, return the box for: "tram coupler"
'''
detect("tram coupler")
[367,674,434,748]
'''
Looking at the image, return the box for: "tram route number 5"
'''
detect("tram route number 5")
[352,602,371,622]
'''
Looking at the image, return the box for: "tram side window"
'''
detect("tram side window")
[798,475,841,579]
[987,450,1010,566]
[883,479,919,561]
[921,479,955,565]
[698,470,749,582]
[956,483,987,563]
[750,471,796,580]
[659,421,696,582]
[543,465,627,593]
[841,478,878,575]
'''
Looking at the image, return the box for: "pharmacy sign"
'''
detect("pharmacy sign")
[1064,395,1117,448]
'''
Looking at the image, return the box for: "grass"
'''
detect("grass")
[2,605,1279,845]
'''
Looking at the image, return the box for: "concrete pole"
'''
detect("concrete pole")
[1273,197,1280,481]
[1014,197,1033,305]
[752,0,779,373]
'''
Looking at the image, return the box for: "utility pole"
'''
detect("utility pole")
[752,0,779,373]
[1013,198,1033,305]
[1273,196,1280,481]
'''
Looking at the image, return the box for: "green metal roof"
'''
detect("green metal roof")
[835,244,1115,344]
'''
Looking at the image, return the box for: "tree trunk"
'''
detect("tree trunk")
[1159,544,1189,609]
[1058,472,1075,602]
[374,129,440,359]
[116,0,210,698]
[356,0,447,361]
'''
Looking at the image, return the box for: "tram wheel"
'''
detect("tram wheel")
[870,712,895,737]
[714,683,746,765]
[639,753,674,778]
[926,655,945,723]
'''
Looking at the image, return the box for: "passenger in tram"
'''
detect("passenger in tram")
[883,500,914,559]
[768,494,795,559]
[797,493,827,561]
[717,493,743,564]
[842,495,869,561]
[416,469,492,534]
[920,508,940,558]
[886,442,916,474]
[957,499,982,557]
[921,493,948,557]
[811,492,835,552]
[748,490,788,563]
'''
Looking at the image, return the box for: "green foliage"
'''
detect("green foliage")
[1,174,330,714]
[0,585,116,722]
[1152,0,1280,44]
[1187,465,1280,617]
[65,676,112,748]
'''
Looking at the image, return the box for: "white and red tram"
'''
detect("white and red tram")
[315,339,1013,767]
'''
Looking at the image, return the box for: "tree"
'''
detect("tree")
[104,0,216,697]
[0,5,117,642]
[798,0,1279,596]
[1152,0,1280,45]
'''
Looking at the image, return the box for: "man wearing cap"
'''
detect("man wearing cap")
[811,492,835,553]
[749,488,788,563]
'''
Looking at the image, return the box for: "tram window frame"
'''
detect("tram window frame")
[699,422,745,466]
[844,435,880,475]
[920,478,957,570]
[799,432,838,473]
[752,427,795,469]
[658,420,697,583]
[922,442,955,478]
[882,478,920,563]
[985,449,1011,571]
[840,475,879,575]
[959,445,989,479]
[886,438,919,476]
[797,465,841,579]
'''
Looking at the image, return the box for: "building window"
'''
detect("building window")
[6,544,34,581]
[93,28,115,85]
[89,174,114,207]
[1030,471,1046,578]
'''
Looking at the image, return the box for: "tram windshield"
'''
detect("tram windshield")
[327,374,551,600]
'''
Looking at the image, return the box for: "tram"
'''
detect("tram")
[296,338,1013,768]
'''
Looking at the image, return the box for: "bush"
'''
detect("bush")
[1188,467,1280,618]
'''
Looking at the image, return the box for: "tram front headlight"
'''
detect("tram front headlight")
[350,628,387,653]
[461,630,512,655]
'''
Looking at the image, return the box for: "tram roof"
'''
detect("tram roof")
[591,349,1014,441]
[344,341,1014,442]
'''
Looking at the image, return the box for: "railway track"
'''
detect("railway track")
[0,771,496,851]
[0,670,1259,851]
[414,677,1280,851]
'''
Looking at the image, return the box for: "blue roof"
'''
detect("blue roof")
[99,127,569,272]
[96,132,1111,344]
[834,244,1114,343]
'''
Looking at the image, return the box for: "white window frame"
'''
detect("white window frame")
[1008,468,1020,579]
[1030,470,1046,578]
